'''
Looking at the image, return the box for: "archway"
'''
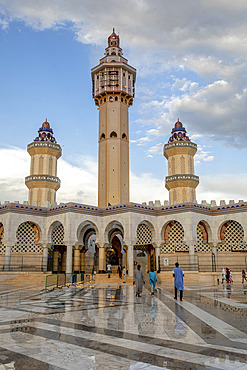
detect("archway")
[77,221,98,274]
[104,221,125,274]
[134,222,155,273]
[48,222,66,273]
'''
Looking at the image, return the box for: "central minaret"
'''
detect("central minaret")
[91,29,136,207]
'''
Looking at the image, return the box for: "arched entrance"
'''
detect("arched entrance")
[77,222,98,274]
[105,221,125,274]
[48,222,66,273]
[134,223,155,273]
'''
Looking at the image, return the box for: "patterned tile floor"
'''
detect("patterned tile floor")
[0,280,247,369]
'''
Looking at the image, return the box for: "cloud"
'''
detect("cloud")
[0,146,98,205]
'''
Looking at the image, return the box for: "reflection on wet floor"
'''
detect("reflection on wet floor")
[0,282,246,369]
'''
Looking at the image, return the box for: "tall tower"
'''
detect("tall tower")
[25,119,62,207]
[91,29,136,207]
[164,119,199,204]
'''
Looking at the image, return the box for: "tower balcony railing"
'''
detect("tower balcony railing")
[165,174,199,183]
[27,141,62,155]
[25,175,61,186]
[164,141,197,153]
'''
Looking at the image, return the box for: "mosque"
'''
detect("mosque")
[0,30,246,277]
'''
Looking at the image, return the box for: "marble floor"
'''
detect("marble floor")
[0,280,247,369]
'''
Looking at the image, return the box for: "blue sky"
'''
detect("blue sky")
[0,1,247,205]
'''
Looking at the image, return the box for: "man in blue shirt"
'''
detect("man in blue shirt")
[173,262,184,301]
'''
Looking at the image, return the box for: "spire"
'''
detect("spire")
[168,118,190,143]
[34,119,57,143]
[108,28,119,48]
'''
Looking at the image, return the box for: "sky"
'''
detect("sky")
[0,0,247,206]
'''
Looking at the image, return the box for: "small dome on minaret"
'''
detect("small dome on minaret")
[108,28,119,47]
[168,118,190,143]
[34,118,57,143]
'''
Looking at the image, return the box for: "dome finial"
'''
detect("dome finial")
[113,27,115,32]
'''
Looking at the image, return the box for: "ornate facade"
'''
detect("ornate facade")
[0,31,246,276]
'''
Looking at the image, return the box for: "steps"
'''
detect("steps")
[93,273,133,284]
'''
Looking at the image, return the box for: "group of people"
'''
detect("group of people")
[133,262,184,300]
[221,267,233,283]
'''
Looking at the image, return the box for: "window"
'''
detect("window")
[110,131,117,138]
[115,96,118,101]
[122,133,127,139]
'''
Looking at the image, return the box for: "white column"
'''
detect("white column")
[188,242,196,270]
[4,245,11,271]
[155,247,160,271]
[43,246,48,272]
[66,245,73,274]
[127,244,134,277]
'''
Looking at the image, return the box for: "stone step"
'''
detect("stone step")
[93,274,132,284]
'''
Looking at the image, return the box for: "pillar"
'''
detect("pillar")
[42,246,48,272]
[155,247,161,272]
[53,246,59,272]
[66,245,73,274]
[4,245,11,272]
[74,248,80,273]
[80,250,85,272]
[98,246,105,273]
[61,250,66,272]
[127,244,134,277]
[188,242,196,270]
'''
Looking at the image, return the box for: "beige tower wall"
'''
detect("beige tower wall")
[26,143,61,207]
[165,142,198,204]
[98,99,129,207]
[29,188,56,206]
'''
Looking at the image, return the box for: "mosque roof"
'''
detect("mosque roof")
[34,119,57,143]
[168,118,190,143]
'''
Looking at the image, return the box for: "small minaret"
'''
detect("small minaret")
[25,119,62,206]
[91,29,136,207]
[164,119,199,204]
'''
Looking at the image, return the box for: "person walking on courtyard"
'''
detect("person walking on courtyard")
[226,267,233,283]
[173,262,184,301]
[149,268,157,295]
[242,270,247,284]
[222,267,226,284]
[123,266,127,283]
[133,265,145,297]
[118,264,122,278]
[107,264,111,278]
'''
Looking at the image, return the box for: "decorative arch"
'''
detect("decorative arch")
[180,155,185,173]
[162,220,188,253]
[122,133,127,140]
[77,220,99,246]
[136,222,153,246]
[100,133,105,140]
[49,156,53,175]
[195,221,211,252]
[38,155,44,173]
[13,221,42,253]
[51,222,65,246]
[104,220,124,244]
[218,220,246,252]
[110,131,117,138]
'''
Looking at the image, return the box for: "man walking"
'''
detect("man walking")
[148,268,157,295]
[173,262,184,301]
[133,265,145,297]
